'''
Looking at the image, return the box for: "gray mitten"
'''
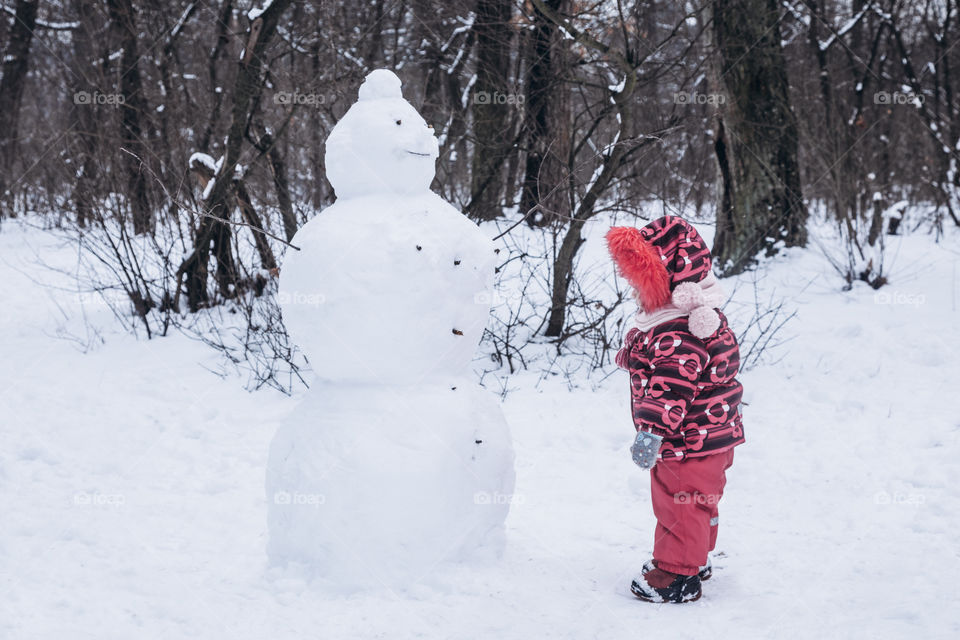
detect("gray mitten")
[630,431,663,470]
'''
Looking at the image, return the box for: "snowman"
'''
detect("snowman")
[267,69,516,588]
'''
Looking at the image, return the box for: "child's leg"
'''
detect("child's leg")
[707,450,734,552]
[651,449,734,575]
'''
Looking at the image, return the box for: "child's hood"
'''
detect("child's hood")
[606,216,722,339]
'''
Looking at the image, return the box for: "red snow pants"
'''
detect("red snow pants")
[651,449,735,576]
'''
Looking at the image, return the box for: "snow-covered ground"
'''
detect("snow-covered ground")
[1,217,958,638]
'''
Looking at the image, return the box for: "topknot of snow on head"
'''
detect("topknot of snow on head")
[358,69,404,102]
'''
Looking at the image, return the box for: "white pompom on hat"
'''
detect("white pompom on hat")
[671,281,721,340]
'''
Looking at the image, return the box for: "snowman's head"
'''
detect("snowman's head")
[324,69,439,199]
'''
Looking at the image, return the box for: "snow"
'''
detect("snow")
[279,70,481,382]
[265,383,514,588]
[440,15,475,55]
[247,0,274,21]
[35,18,81,30]
[357,68,403,101]
[2,212,960,633]
[0,4,79,30]
[200,178,215,200]
[271,69,514,584]
[323,70,439,199]
[189,154,224,199]
[189,152,218,172]
[169,3,195,39]
[1,213,959,636]
[278,193,492,382]
[882,200,909,221]
[819,5,871,51]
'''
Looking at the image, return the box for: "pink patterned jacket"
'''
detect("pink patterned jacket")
[616,312,745,460]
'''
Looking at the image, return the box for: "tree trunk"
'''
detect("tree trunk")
[711,0,808,275]
[199,0,234,153]
[0,0,38,215]
[527,0,641,338]
[467,0,513,221]
[520,0,570,227]
[234,179,278,271]
[252,125,298,241]
[805,0,861,222]
[107,0,153,234]
[177,0,291,312]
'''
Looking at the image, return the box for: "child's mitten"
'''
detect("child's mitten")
[630,431,663,469]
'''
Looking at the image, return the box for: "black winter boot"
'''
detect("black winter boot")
[642,557,712,581]
[630,568,702,603]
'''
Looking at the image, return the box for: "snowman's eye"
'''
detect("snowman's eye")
[395,119,402,125]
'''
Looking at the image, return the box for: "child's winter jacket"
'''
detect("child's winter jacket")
[609,216,745,460]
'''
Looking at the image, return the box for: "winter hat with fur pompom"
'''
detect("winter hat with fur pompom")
[606,216,722,339]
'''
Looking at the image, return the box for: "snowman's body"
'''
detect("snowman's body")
[267,70,515,587]
[278,191,494,383]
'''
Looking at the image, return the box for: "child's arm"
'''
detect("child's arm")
[616,327,641,369]
[632,328,710,435]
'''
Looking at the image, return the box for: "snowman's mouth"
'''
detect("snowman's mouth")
[406,150,432,157]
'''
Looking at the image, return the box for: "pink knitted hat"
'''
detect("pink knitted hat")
[606,216,721,339]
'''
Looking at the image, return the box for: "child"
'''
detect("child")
[606,216,744,604]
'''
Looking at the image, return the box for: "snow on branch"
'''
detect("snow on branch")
[0,4,78,30]
[819,2,874,51]
[247,0,275,21]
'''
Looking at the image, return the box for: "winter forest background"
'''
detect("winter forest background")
[0,0,954,391]
[3,1,959,637]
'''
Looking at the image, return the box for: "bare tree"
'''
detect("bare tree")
[176,0,292,312]
[518,0,571,227]
[107,0,153,234]
[527,0,691,338]
[0,0,38,216]
[711,0,808,274]
[467,0,515,220]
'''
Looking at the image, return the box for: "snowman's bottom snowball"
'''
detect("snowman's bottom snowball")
[265,382,515,588]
